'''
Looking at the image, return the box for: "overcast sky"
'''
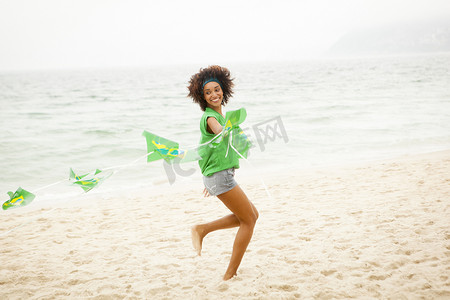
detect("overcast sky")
[0,0,449,71]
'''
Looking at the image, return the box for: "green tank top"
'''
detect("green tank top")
[198,108,240,176]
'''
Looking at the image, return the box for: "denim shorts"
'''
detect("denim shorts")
[203,168,237,196]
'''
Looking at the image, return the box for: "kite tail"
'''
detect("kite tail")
[229,143,273,200]
[31,179,69,194]
[103,151,155,171]
[0,207,58,237]
[225,132,231,158]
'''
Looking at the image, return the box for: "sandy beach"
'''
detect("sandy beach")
[1,150,449,299]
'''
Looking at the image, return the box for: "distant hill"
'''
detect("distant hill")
[327,19,450,57]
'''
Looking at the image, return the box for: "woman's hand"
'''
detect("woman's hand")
[202,187,210,197]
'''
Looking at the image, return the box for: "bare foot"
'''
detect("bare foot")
[191,225,204,256]
[223,272,237,281]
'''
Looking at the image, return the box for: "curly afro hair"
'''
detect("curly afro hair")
[187,65,234,111]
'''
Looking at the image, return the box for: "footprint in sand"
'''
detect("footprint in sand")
[217,283,229,292]
[257,249,270,255]
[268,284,297,292]
[66,233,81,238]
[368,274,390,281]
[320,269,337,276]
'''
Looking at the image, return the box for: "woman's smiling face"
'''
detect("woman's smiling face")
[203,81,223,109]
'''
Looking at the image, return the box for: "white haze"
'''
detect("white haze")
[0,0,449,71]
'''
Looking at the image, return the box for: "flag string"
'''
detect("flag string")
[1,110,274,236]
[2,130,227,209]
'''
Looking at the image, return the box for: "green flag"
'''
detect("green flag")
[143,108,251,165]
[231,127,252,159]
[69,168,111,192]
[2,187,36,210]
[226,108,252,158]
[217,108,252,158]
[225,107,247,128]
[142,131,200,163]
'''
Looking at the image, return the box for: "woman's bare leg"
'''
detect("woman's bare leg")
[217,185,258,280]
[191,188,258,257]
[191,214,240,256]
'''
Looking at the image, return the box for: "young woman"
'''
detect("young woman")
[187,65,259,281]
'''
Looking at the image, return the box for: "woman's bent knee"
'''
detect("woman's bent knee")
[249,205,259,224]
[245,211,258,226]
[238,211,257,227]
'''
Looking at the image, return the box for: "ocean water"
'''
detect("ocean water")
[1,53,450,205]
